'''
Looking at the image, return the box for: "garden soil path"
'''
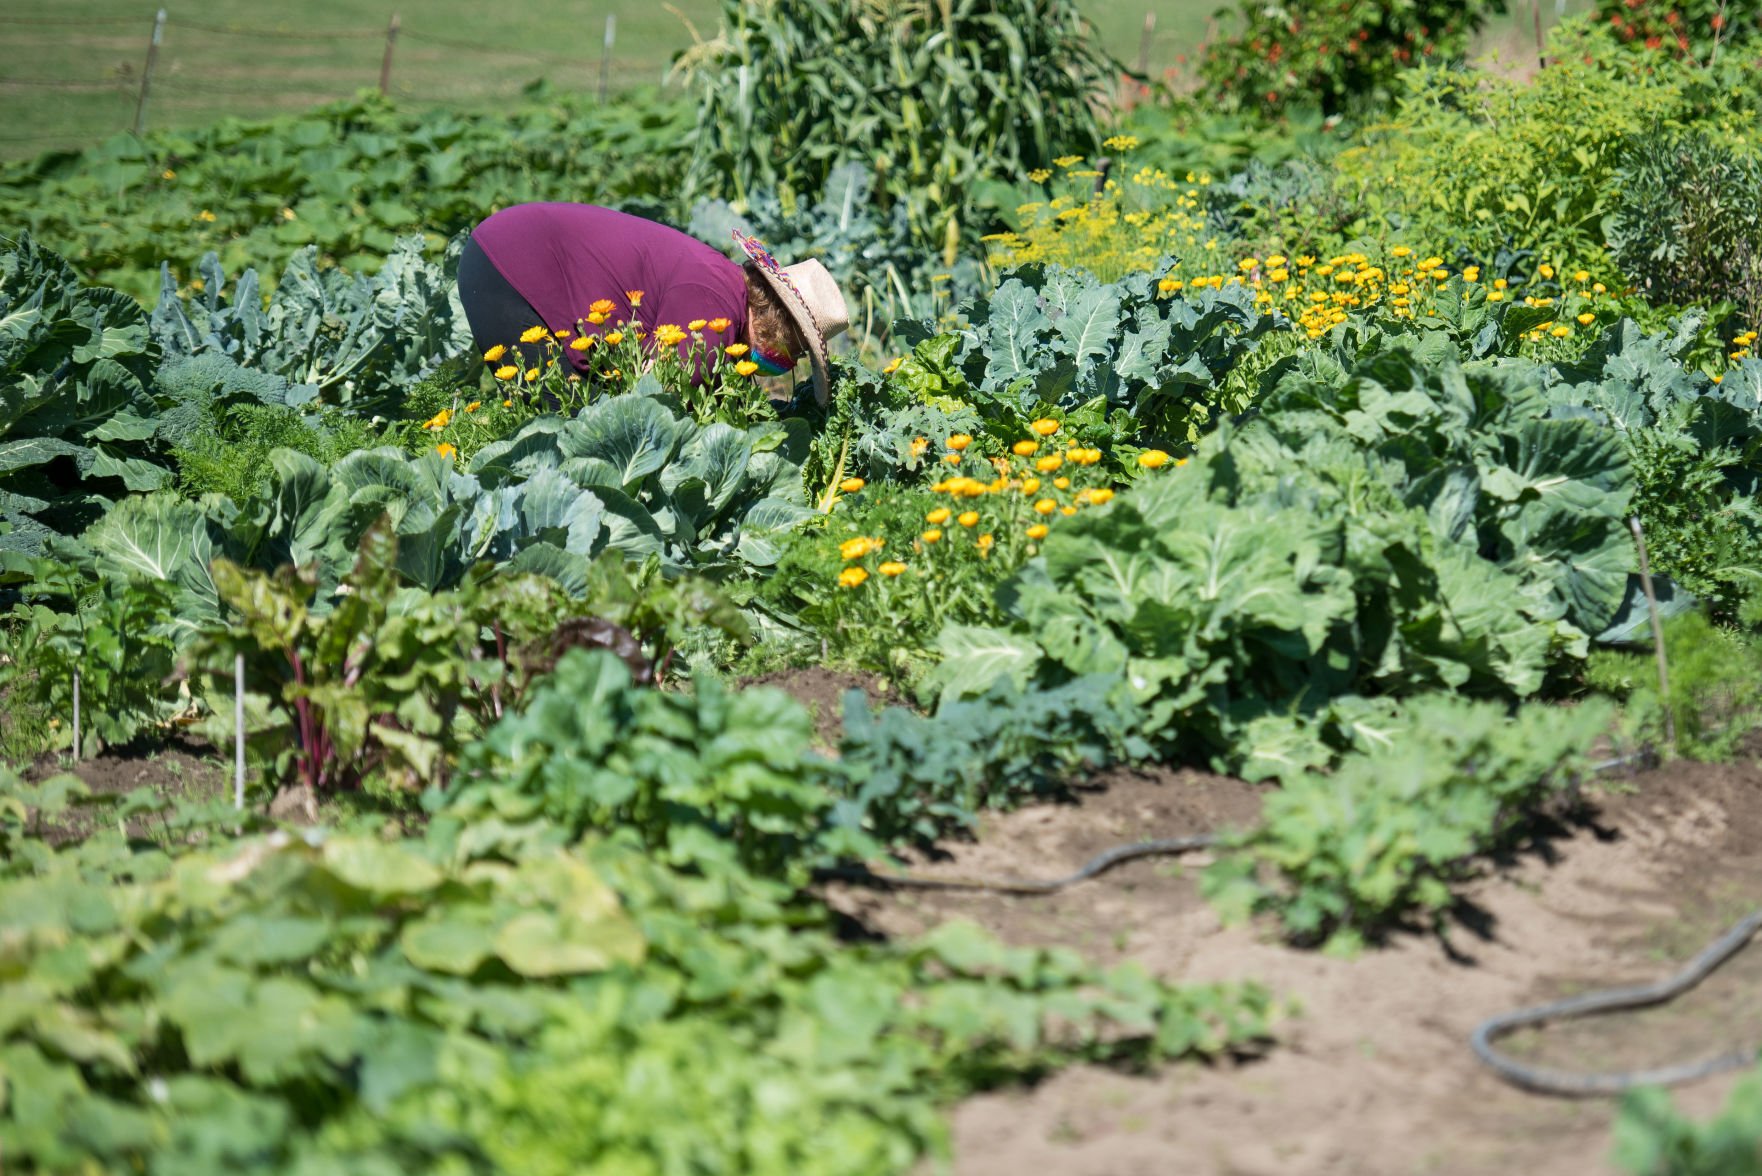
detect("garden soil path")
[825,758,1762,1176]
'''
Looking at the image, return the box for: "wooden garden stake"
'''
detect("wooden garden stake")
[1630,516,1676,756]
[1137,12,1156,76]
[234,653,246,809]
[131,8,166,137]
[379,13,401,97]
[71,670,80,763]
[1532,0,1545,70]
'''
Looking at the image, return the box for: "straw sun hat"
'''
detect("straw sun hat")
[733,230,850,405]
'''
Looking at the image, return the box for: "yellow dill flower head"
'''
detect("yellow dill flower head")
[482,344,507,363]
[1012,440,1039,457]
[1054,154,1083,168]
[735,360,759,377]
[1137,449,1170,469]
[1031,418,1060,436]
[838,566,868,588]
[1026,523,1049,540]
[947,434,973,451]
[921,528,943,544]
[1028,168,1053,183]
[957,510,980,527]
[926,507,952,525]
[839,477,865,493]
[520,325,549,344]
[1102,134,1140,151]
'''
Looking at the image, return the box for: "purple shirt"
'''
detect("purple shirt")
[471,203,749,378]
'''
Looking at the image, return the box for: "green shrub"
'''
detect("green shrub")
[1331,18,1760,272]
[1199,0,1509,117]
[1608,127,1762,333]
[676,0,1120,253]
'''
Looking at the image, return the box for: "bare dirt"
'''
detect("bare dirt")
[743,665,906,749]
[826,758,1762,1176]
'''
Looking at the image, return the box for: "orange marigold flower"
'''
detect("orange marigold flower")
[708,316,732,332]
[589,298,615,315]
[625,290,645,307]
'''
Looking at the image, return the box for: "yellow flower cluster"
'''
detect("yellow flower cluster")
[833,423,1184,591]
[984,161,1216,283]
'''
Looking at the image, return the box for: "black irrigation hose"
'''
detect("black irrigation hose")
[822,834,1222,895]
[1470,909,1762,1095]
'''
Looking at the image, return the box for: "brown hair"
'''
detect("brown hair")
[743,261,809,360]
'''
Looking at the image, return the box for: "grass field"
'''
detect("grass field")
[0,1,1230,164]
[0,1,1586,166]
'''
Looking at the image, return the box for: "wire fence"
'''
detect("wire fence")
[0,7,691,158]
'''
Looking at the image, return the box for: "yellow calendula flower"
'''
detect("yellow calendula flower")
[1088,488,1115,505]
[1026,523,1050,540]
[1035,455,1063,473]
[838,566,868,588]
[921,528,943,544]
[587,312,609,326]
[502,399,513,408]
[494,364,520,381]
[1020,477,1041,495]
[975,533,994,556]
[1577,312,1596,326]
[423,408,452,430]
[878,561,906,577]
[1034,498,1057,516]
[654,324,688,347]
[910,436,929,458]
[520,325,549,344]
[570,336,593,351]
[1031,418,1060,436]
[1012,440,1039,457]
[942,453,962,465]
[1486,291,1505,302]
[1053,476,1071,490]
[926,507,952,525]
[483,344,507,363]
[957,510,980,527]
[1060,505,1078,516]
[726,343,750,357]
[839,477,865,493]
[1593,282,1607,294]
[1538,264,1555,280]
[688,318,708,331]
[947,433,973,451]
[1574,270,1590,284]
[1391,246,1412,258]
[465,401,482,413]
[1138,449,1170,468]
[436,442,456,459]
[708,316,732,332]
[524,368,541,383]
[883,357,904,375]
[625,290,645,307]
[839,537,882,561]
[1158,277,1185,295]
[604,331,625,346]
[735,360,760,377]
[589,298,615,316]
